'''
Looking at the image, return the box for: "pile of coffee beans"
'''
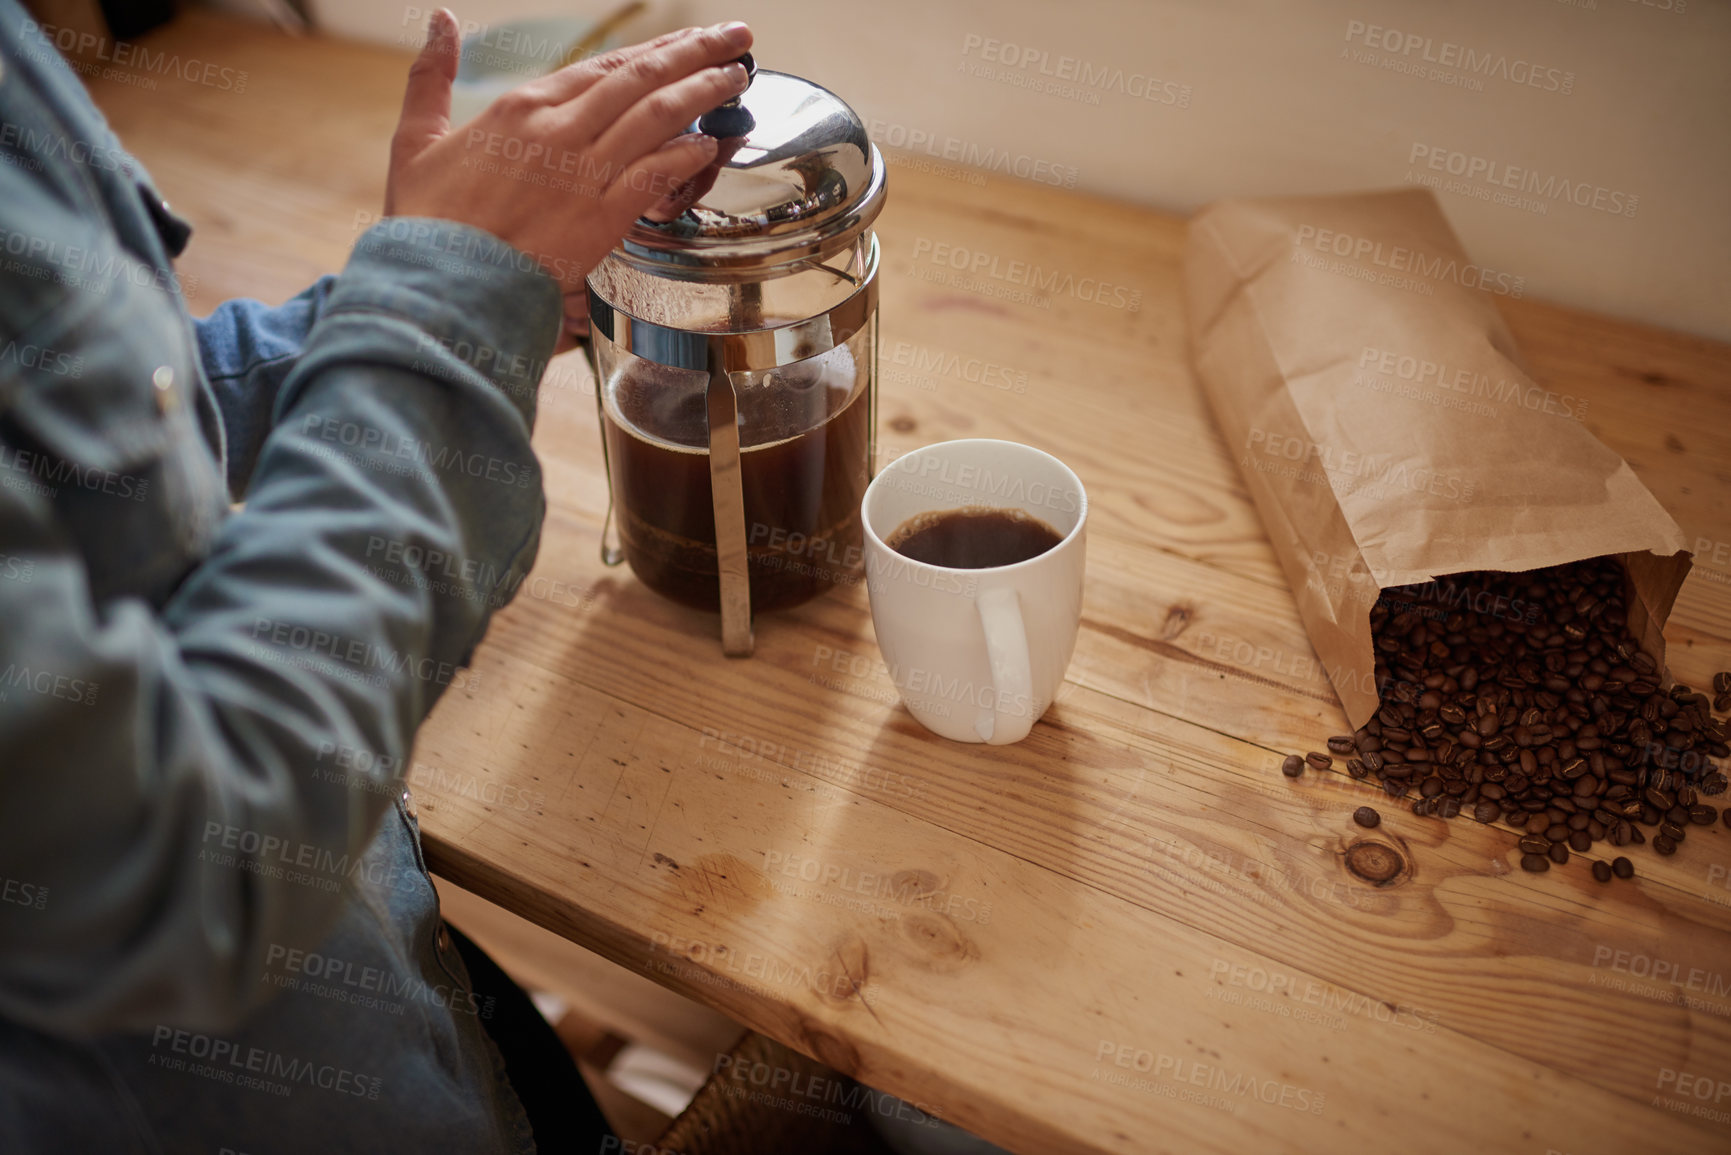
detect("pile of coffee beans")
[1284,557,1731,879]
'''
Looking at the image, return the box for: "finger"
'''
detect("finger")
[642,135,741,222]
[557,22,752,150]
[523,25,704,106]
[394,9,460,158]
[597,133,720,242]
[642,157,719,222]
[588,63,749,177]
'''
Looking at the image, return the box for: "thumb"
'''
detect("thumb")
[396,9,460,157]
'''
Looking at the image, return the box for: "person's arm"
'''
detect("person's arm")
[0,13,755,1038]
[193,280,336,499]
[0,211,558,1036]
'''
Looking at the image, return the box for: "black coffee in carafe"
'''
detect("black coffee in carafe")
[602,339,870,613]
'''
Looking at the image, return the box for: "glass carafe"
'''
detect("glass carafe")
[586,63,887,655]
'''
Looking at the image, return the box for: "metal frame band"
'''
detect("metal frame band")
[586,237,879,375]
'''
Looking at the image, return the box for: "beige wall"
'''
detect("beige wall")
[304,0,1731,341]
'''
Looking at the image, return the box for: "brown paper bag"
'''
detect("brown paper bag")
[1183,188,1691,728]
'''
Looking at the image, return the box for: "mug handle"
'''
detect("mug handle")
[976,586,1035,745]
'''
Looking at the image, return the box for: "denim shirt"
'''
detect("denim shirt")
[0,4,560,1149]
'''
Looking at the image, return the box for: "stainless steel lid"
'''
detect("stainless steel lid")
[617,62,887,279]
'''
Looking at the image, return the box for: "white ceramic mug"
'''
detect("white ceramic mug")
[862,440,1087,744]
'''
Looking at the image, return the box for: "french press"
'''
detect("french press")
[585,56,887,656]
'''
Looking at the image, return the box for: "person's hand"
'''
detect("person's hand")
[385,11,752,314]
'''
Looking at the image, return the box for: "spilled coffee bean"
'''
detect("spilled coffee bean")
[1592,860,1612,883]
[1282,754,1304,778]
[1329,557,1727,876]
[1612,856,1634,879]
[1352,806,1380,829]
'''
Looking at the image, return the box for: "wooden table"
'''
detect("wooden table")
[89,13,1731,1155]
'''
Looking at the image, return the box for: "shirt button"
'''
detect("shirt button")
[402,787,418,819]
[152,366,178,414]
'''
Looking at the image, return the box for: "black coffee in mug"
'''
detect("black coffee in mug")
[886,507,1063,569]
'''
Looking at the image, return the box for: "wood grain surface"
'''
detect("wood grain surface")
[83,13,1731,1155]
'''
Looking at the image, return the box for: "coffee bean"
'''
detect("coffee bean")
[1350,559,1727,877]
[1548,842,1570,865]
[1518,835,1552,855]
[1306,752,1333,771]
[1653,835,1677,856]
[1660,821,1686,843]
[1545,824,1571,843]
[1282,755,1304,778]
[1520,853,1550,873]
[1353,806,1381,829]
[1690,804,1717,825]
[1592,861,1612,883]
[1612,856,1634,879]
[1568,831,1591,853]
[1714,672,1730,696]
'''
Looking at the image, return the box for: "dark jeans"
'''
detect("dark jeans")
[449,924,618,1155]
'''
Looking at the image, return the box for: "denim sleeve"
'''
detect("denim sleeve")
[0,218,560,1035]
[193,278,337,498]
